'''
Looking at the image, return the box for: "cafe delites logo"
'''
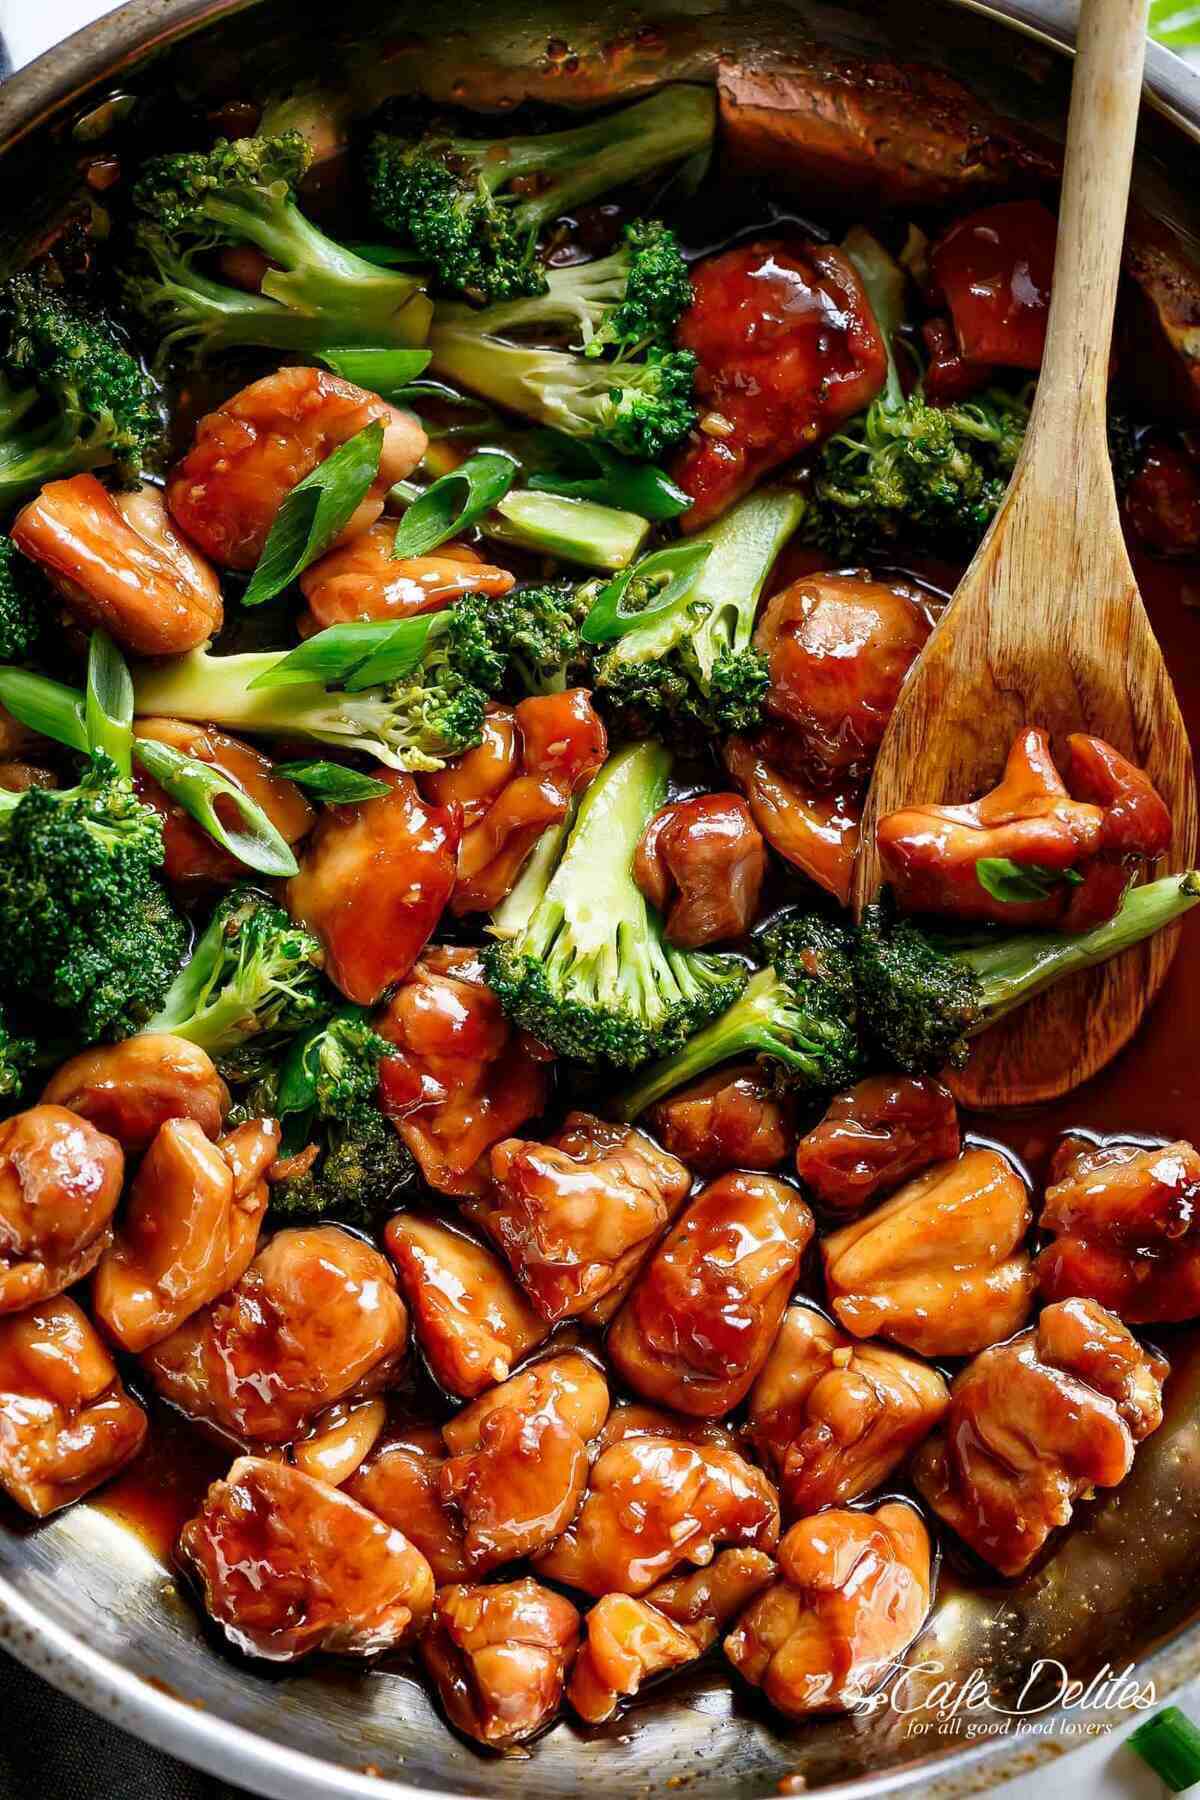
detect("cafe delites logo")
[833,1657,1158,1742]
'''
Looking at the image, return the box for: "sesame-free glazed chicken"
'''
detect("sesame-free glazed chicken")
[912,1297,1168,1575]
[420,1579,580,1749]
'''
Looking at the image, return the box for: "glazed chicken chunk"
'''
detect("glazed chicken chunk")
[178,1457,434,1662]
[821,1147,1035,1357]
[673,240,887,526]
[754,573,933,781]
[1036,1135,1200,1321]
[746,1304,949,1515]
[724,731,861,905]
[912,1297,1168,1575]
[0,1298,146,1517]
[94,1117,278,1354]
[569,1543,780,1722]
[0,1104,124,1313]
[377,946,551,1198]
[384,1213,547,1398]
[608,1173,815,1416]
[345,1423,470,1583]
[420,1579,580,1750]
[165,366,427,569]
[422,691,607,916]
[648,1065,795,1175]
[12,476,223,655]
[298,525,514,634]
[146,1226,408,1442]
[286,770,459,1005]
[479,1112,692,1324]
[794,1076,961,1217]
[724,1502,932,1718]
[291,1397,386,1489]
[438,1355,609,1573]
[877,726,1171,930]
[534,1435,780,1596]
[41,1035,230,1152]
[633,793,766,948]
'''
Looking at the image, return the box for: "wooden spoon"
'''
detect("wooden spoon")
[851,0,1197,1107]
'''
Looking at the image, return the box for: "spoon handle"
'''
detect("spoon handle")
[1019,0,1149,499]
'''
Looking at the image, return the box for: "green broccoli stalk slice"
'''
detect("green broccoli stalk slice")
[0,750,186,1043]
[614,912,863,1117]
[0,537,46,662]
[482,741,748,1069]
[133,583,592,764]
[124,131,432,363]
[145,885,331,1072]
[802,229,1030,558]
[0,272,163,506]
[234,1006,416,1222]
[435,219,693,355]
[428,320,697,460]
[593,486,806,737]
[366,85,715,306]
[856,873,1200,1074]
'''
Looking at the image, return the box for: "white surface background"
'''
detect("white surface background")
[0,0,1197,1795]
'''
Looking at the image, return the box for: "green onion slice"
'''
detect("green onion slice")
[390,451,518,559]
[581,539,713,645]
[133,737,299,878]
[247,616,434,693]
[84,631,134,775]
[976,858,1086,904]
[526,430,692,522]
[1129,1706,1200,1792]
[0,667,88,756]
[242,420,384,607]
[317,348,431,399]
[272,760,391,803]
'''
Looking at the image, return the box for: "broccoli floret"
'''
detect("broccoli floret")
[0,271,163,506]
[132,600,500,775]
[482,741,748,1069]
[124,132,431,363]
[0,751,185,1043]
[145,885,331,1070]
[132,585,590,771]
[366,86,714,307]
[450,579,592,695]
[429,317,697,459]
[806,384,1030,559]
[615,912,863,1118]
[794,228,1027,557]
[0,537,45,662]
[238,1007,416,1221]
[0,1004,36,1105]
[438,219,692,356]
[593,487,805,738]
[855,874,1200,1074]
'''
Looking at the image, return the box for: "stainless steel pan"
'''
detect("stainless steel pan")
[2,2,1200,1793]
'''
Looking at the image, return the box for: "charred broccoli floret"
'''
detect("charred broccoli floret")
[615,912,863,1117]
[145,886,330,1073]
[855,875,1200,1073]
[0,271,163,506]
[124,131,431,363]
[591,487,805,738]
[366,87,714,306]
[237,1007,415,1222]
[483,741,748,1069]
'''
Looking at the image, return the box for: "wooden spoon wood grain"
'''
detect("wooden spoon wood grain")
[852,0,1197,1107]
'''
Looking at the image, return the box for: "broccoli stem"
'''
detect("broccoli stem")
[391,474,648,571]
[841,226,907,413]
[132,649,417,767]
[960,870,1200,1028]
[685,486,807,685]
[487,803,577,940]
[490,86,715,233]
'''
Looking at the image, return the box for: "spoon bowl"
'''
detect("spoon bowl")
[852,0,1197,1106]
